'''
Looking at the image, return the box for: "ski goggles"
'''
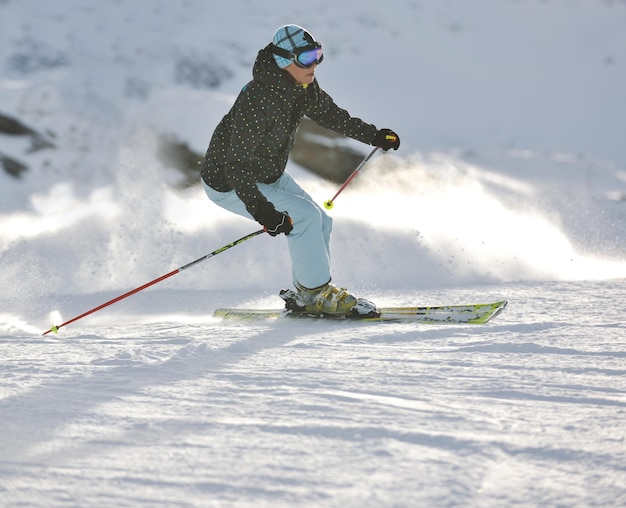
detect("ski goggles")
[272,42,324,68]
[293,43,324,68]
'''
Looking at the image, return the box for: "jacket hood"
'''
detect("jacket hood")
[253,45,293,88]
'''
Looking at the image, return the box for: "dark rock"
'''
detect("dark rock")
[0,112,36,136]
[291,118,367,183]
[0,152,28,178]
[0,112,57,177]
[156,135,203,188]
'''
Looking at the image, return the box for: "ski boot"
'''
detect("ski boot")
[279,283,380,319]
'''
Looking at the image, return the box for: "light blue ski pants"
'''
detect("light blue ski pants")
[202,172,332,289]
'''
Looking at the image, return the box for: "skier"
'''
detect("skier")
[201,24,400,316]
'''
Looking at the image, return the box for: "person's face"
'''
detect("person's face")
[284,61,318,85]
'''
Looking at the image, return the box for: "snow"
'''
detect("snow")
[1,1,625,506]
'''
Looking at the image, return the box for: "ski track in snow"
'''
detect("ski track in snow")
[1,281,625,507]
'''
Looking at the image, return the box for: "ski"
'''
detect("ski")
[213,300,508,324]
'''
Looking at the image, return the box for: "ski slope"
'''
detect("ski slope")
[2,281,625,507]
[1,1,625,506]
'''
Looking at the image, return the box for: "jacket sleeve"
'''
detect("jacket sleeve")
[223,87,271,218]
[305,82,378,144]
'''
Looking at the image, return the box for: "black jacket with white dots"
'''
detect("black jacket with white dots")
[201,44,378,220]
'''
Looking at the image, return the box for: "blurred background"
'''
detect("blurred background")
[1,0,625,301]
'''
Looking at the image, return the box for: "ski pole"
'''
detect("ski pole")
[42,229,265,335]
[323,146,380,210]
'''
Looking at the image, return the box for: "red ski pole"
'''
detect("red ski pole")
[323,146,382,210]
[42,229,265,335]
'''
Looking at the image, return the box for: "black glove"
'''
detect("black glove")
[373,128,400,151]
[255,201,293,237]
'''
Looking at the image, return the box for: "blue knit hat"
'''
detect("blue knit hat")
[272,24,316,69]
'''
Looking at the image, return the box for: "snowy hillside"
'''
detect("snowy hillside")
[1,1,625,507]
[1,0,625,297]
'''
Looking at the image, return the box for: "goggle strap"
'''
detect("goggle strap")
[271,44,294,60]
